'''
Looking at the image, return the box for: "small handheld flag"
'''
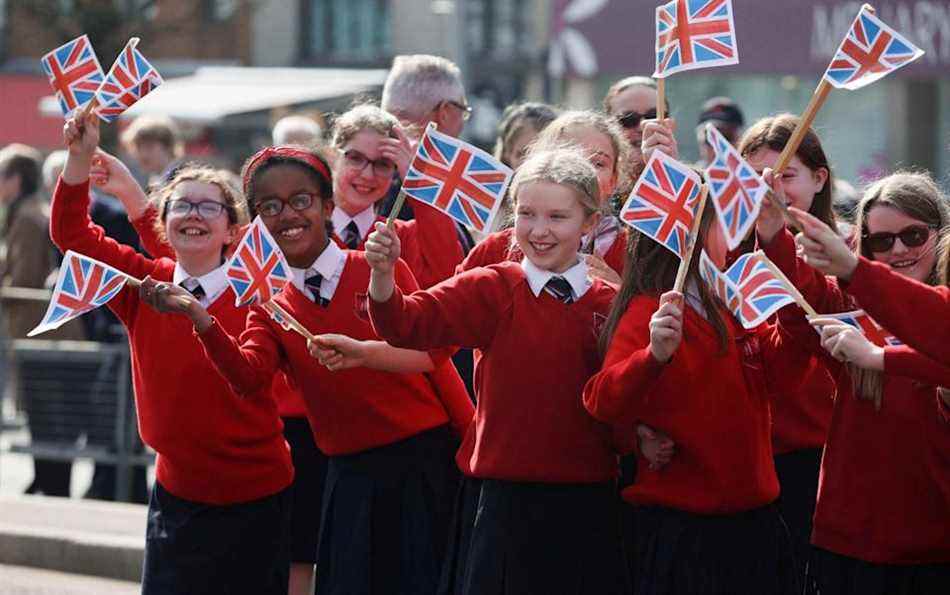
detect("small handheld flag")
[725,252,798,328]
[823,4,924,91]
[620,150,704,260]
[40,35,105,117]
[226,217,292,307]
[816,310,902,347]
[705,124,769,251]
[654,0,738,78]
[95,38,164,123]
[698,249,740,312]
[28,250,130,337]
[401,124,513,234]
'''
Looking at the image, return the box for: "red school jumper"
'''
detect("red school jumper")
[51,179,293,504]
[196,252,472,454]
[369,262,626,483]
[765,229,950,564]
[583,294,799,514]
[461,227,627,277]
[332,201,463,290]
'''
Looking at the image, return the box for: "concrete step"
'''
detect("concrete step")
[0,564,139,594]
[0,495,145,583]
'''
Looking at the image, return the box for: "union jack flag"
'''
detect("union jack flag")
[724,252,796,328]
[820,310,902,347]
[620,150,703,259]
[705,124,769,251]
[402,124,513,233]
[823,6,924,91]
[28,251,130,337]
[654,0,739,78]
[40,35,105,117]
[226,217,292,307]
[95,38,164,123]
[698,249,740,312]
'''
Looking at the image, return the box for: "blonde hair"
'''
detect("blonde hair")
[510,146,601,220]
[150,165,248,246]
[531,110,633,197]
[849,170,949,409]
[331,104,399,149]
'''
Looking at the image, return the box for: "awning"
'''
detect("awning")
[39,66,389,123]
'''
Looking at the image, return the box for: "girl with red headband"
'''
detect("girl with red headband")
[142,142,472,595]
[53,111,294,594]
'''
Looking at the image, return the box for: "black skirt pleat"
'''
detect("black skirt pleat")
[458,479,629,595]
[315,425,459,595]
[438,476,483,595]
[281,416,328,564]
[809,547,950,595]
[774,447,823,594]
[632,502,799,595]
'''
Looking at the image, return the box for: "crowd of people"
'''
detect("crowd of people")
[0,52,947,595]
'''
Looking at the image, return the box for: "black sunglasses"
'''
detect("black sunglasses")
[616,109,657,130]
[862,224,935,253]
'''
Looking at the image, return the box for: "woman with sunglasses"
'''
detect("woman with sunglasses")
[603,76,676,182]
[790,174,950,369]
[757,170,950,595]
[329,103,464,290]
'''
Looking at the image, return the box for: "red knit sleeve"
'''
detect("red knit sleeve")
[582,296,679,426]
[370,265,509,351]
[844,257,950,366]
[760,227,853,313]
[196,308,284,397]
[131,205,175,260]
[457,230,515,273]
[884,345,950,388]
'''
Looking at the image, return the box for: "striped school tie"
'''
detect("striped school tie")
[342,221,361,250]
[544,276,574,304]
[180,281,205,301]
[305,273,330,308]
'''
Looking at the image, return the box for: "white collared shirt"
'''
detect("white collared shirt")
[521,257,592,302]
[173,262,230,308]
[291,240,346,303]
[331,206,376,244]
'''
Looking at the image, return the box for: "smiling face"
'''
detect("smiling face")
[607,85,656,164]
[864,204,938,283]
[163,180,235,261]
[334,129,393,216]
[563,125,617,204]
[747,147,827,213]
[253,163,334,268]
[514,181,596,273]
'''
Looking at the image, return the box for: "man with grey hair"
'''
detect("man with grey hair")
[272,114,323,147]
[381,54,471,139]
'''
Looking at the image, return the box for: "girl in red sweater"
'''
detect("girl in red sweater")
[461,110,633,282]
[54,112,294,594]
[583,199,803,594]
[142,144,471,595]
[758,170,950,595]
[366,147,631,595]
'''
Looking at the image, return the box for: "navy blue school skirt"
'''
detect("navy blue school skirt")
[809,547,950,595]
[632,501,798,595]
[282,416,328,564]
[437,476,483,595]
[315,424,459,595]
[142,481,291,595]
[455,479,629,595]
[774,447,823,594]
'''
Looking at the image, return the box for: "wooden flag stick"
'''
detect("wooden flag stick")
[655,77,666,121]
[262,301,318,343]
[754,250,819,317]
[773,80,832,175]
[386,121,437,229]
[673,184,709,293]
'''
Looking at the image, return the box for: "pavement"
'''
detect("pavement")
[0,564,139,594]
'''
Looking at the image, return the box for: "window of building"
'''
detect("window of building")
[465,0,531,60]
[306,0,390,63]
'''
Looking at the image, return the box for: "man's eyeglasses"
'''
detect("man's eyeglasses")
[441,100,472,121]
[255,193,319,218]
[164,199,229,219]
[343,150,397,178]
[863,225,935,253]
[616,109,657,130]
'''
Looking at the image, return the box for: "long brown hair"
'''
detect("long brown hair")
[600,201,730,356]
[738,114,836,230]
[849,171,949,408]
